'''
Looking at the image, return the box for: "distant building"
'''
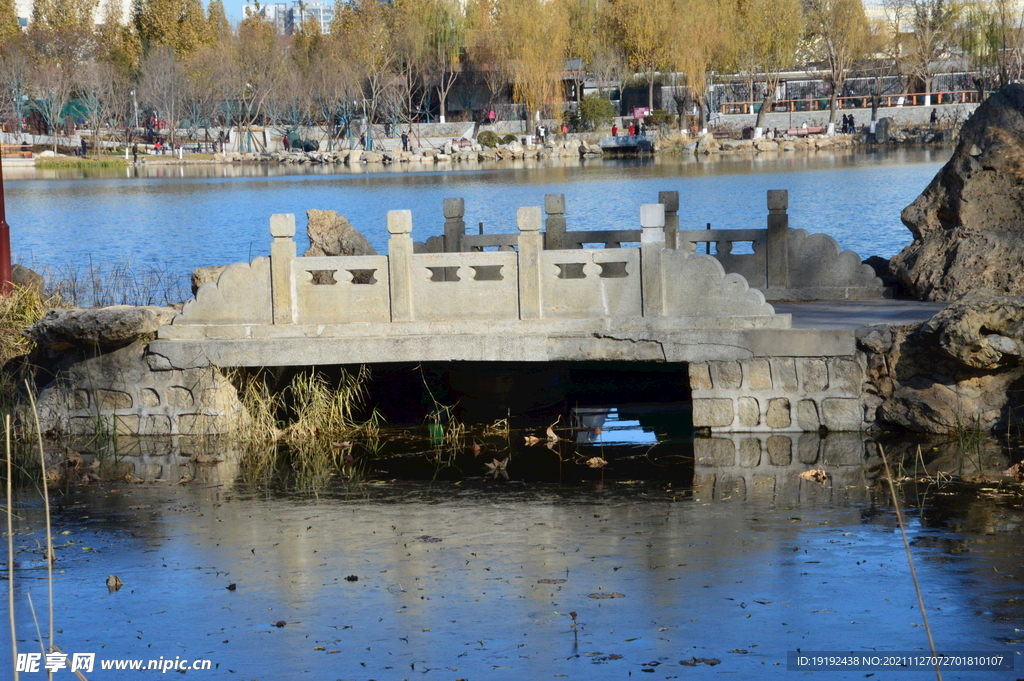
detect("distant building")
[14,0,133,28]
[244,1,335,35]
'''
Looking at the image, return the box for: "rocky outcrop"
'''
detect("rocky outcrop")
[304,210,376,285]
[191,265,228,295]
[26,305,178,350]
[892,84,1024,301]
[304,209,376,258]
[859,290,1024,433]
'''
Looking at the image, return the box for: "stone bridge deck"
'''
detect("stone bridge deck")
[143,191,926,435]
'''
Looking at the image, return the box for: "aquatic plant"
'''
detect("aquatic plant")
[35,158,129,170]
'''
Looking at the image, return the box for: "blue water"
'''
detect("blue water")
[3,148,948,300]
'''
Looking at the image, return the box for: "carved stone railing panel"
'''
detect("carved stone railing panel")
[176,258,272,325]
[538,248,641,318]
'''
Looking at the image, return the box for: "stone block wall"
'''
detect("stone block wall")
[35,340,248,438]
[690,355,871,432]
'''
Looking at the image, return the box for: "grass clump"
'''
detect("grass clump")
[237,367,381,488]
[36,157,129,170]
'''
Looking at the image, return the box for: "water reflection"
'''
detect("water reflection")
[5,432,1021,680]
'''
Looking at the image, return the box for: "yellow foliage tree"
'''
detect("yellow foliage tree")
[0,0,19,45]
[493,0,567,125]
[735,0,804,128]
[607,0,675,110]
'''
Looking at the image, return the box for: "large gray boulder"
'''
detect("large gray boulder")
[25,306,178,350]
[891,84,1024,301]
[304,209,376,258]
[860,290,1024,433]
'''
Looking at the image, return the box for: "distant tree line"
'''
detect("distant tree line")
[0,0,1020,150]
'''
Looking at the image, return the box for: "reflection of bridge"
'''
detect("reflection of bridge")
[147,190,900,434]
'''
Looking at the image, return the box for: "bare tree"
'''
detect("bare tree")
[139,45,185,146]
[804,0,870,124]
[30,61,76,151]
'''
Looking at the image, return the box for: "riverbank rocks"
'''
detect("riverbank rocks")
[858,290,1024,433]
[891,84,1024,301]
[26,305,178,350]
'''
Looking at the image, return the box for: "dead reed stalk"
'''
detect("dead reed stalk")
[7,413,19,680]
[878,443,942,681]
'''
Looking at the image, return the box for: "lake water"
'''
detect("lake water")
[3,148,949,302]
[4,440,1022,680]
[9,147,1022,680]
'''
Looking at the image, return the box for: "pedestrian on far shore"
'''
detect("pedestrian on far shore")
[132,143,138,163]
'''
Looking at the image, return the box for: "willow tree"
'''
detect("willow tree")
[737,0,803,128]
[494,0,567,126]
[563,0,597,103]
[961,0,1024,90]
[310,35,361,147]
[804,0,869,124]
[465,0,505,110]
[671,0,733,128]
[608,0,675,110]
[591,2,630,100]
[419,0,465,123]
[31,0,98,62]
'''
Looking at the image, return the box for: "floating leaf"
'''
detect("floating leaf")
[537,579,566,584]
[798,468,828,484]
[586,457,608,469]
[588,592,625,599]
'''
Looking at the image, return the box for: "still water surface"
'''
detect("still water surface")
[5,148,948,299]
[5,458,1023,680]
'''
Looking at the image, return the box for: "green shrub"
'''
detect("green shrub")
[646,110,677,127]
[478,130,501,147]
[500,134,520,144]
[578,93,616,131]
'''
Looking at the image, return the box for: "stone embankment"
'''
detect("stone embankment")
[216,138,603,166]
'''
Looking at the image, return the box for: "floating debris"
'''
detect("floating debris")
[106,574,123,592]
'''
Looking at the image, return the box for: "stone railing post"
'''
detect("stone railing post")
[388,210,415,322]
[640,203,665,317]
[517,206,543,319]
[270,213,297,325]
[443,198,465,253]
[658,190,679,250]
[544,193,566,250]
[766,189,789,289]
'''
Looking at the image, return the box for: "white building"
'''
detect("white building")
[244,1,335,35]
[14,0,134,28]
